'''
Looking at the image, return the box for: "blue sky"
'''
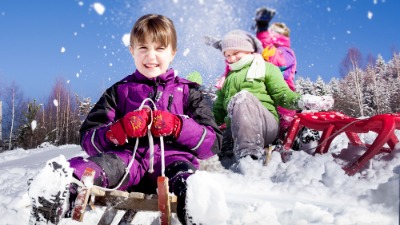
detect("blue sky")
[0,0,399,102]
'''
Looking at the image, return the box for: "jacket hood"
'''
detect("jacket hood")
[257,31,291,48]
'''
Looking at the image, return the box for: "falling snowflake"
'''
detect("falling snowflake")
[93,2,105,15]
[122,33,130,47]
[183,48,190,57]
[367,11,373,20]
[31,120,37,131]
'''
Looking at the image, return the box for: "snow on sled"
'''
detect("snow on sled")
[281,111,400,175]
[71,168,177,225]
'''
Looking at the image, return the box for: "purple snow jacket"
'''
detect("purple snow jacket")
[78,69,222,188]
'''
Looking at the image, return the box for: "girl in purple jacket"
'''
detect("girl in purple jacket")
[28,14,222,225]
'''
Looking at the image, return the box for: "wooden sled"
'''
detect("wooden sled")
[282,111,400,175]
[72,168,177,225]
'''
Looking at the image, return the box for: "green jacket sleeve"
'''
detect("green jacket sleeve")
[264,62,301,110]
[213,89,226,125]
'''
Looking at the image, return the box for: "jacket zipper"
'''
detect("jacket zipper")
[167,94,173,112]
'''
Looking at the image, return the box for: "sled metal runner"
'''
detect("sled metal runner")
[72,168,177,225]
[282,111,400,175]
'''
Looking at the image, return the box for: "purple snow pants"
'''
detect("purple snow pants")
[68,150,197,193]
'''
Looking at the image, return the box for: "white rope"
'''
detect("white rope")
[94,98,167,191]
[139,99,158,174]
[139,98,166,176]
[160,135,165,177]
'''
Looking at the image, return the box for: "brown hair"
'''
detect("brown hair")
[130,14,177,52]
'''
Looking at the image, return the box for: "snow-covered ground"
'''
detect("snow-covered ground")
[0,131,399,225]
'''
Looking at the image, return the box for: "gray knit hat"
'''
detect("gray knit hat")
[204,29,263,54]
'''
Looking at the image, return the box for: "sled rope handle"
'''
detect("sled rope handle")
[140,98,166,177]
[93,98,166,191]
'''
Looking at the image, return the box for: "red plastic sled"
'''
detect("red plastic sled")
[282,111,400,175]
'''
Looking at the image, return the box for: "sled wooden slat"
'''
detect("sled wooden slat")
[92,191,177,225]
[72,169,177,225]
[93,192,177,213]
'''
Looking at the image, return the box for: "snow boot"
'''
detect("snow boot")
[254,7,276,32]
[218,128,237,169]
[28,155,75,225]
[177,193,197,225]
[292,127,321,151]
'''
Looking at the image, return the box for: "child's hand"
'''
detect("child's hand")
[219,123,227,130]
[151,110,182,138]
[106,109,151,145]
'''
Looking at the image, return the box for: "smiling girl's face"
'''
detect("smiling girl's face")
[130,37,176,79]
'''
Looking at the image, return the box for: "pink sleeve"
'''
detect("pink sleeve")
[256,31,272,48]
[215,64,230,90]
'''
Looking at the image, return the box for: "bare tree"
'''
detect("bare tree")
[340,48,365,117]
[45,78,80,145]
[2,82,26,150]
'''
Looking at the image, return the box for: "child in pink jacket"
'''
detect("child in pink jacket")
[256,21,297,140]
[254,7,320,147]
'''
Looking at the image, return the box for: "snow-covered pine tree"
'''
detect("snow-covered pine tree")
[373,55,391,115]
[313,76,331,96]
[295,76,314,95]
[328,77,339,96]
[387,52,400,112]
[74,94,93,123]
[17,99,46,149]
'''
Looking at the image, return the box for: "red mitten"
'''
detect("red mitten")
[122,109,151,138]
[151,110,182,138]
[106,120,127,145]
[106,109,151,146]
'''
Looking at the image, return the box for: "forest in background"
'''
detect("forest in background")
[0,48,399,151]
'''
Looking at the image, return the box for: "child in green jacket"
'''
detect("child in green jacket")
[207,30,333,168]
